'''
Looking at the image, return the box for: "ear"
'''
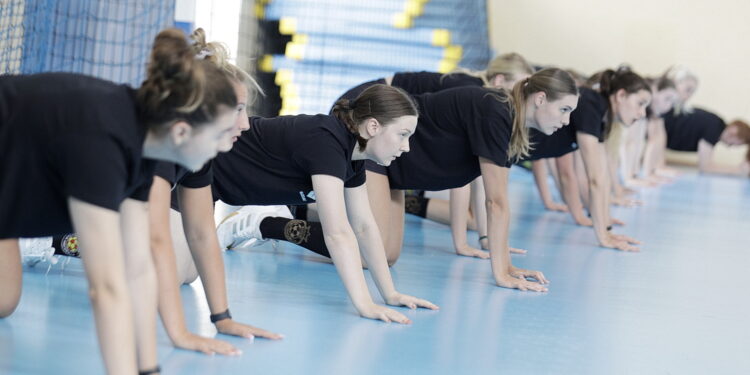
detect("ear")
[363,118,382,138]
[491,74,506,88]
[615,88,629,103]
[534,91,546,107]
[169,121,193,146]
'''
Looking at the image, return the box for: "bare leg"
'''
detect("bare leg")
[365,171,405,266]
[0,239,22,318]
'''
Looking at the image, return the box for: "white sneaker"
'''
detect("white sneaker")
[20,237,57,267]
[216,205,293,250]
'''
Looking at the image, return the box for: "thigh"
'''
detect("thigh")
[169,209,199,284]
[0,238,22,317]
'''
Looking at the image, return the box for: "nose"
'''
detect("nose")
[561,114,570,126]
[401,139,410,153]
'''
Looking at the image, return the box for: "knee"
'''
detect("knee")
[385,248,400,267]
[0,296,21,318]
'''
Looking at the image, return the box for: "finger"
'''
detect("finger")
[251,328,283,340]
[510,247,527,254]
[625,236,641,245]
[417,299,439,310]
[526,281,548,292]
[214,343,241,356]
[535,272,549,284]
[378,312,391,323]
[389,310,410,324]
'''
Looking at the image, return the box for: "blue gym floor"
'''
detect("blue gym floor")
[2,168,749,374]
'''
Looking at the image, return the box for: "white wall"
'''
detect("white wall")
[488,0,750,122]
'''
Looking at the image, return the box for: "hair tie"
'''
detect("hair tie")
[523,77,531,86]
[348,99,357,110]
[195,48,213,60]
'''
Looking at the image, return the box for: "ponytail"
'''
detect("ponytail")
[332,84,418,151]
[137,28,237,131]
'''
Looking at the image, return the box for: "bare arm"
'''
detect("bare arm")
[479,158,548,292]
[469,176,489,247]
[68,197,137,375]
[577,133,640,251]
[179,185,282,340]
[312,174,410,323]
[532,159,569,212]
[344,184,437,310]
[554,154,591,226]
[697,140,749,176]
[148,178,243,356]
[449,184,488,258]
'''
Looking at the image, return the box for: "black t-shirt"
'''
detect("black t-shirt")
[385,86,513,190]
[570,87,608,142]
[525,126,579,161]
[391,71,484,95]
[524,87,607,160]
[153,161,214,210]
[212,114,366,205]
[664,108,725,151]
[0,73,155,238]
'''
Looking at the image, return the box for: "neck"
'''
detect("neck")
[351,121,370,161]
[142,131,178,162]
[523,99,538,130]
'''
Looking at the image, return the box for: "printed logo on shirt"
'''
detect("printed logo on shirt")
[299,190,316,202]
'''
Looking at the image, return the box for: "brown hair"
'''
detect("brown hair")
[727,120,750,162]
[507,68,579,160]
[189,28,263,103]
[332,84,418,151]
[137,28,237,131]
[597,68,650,139]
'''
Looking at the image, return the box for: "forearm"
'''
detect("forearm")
[120,200,158,371]
[449,185,471,250]
[486,202,513,283]
[699,161,748,176]
[556,156,588,223]
[469,177,488,237]
[588,177,611,244]
[184,230,229,315]
[151,239,191,343]
[532,160,557,207]
[353,225,397,301]
[324,232,375,311]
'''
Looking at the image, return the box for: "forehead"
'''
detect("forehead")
[387,115,418,130]
[550,94,579,108]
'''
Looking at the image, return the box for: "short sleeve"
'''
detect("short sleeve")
[571,90,606,141]
[154,162,177,185]
[293,128,349,181]
[345,161,366,188]
[58,134,128,211]
[179,161,214,189]
[700,112,726,145]
[466,93,512,167]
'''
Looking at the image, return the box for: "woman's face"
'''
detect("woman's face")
[365,115,418,166]
[675,77,698,105]
[173,106,238,170]
[614,89,652,127]
[650,87,678,116]
[530,93,579,135]
[229,81,251,143]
